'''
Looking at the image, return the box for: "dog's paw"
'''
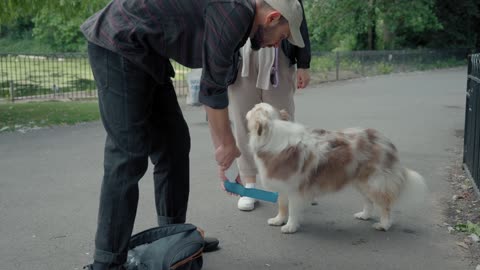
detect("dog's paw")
[268,216,287,226]
[354,211,371,221]
[281,222,299,234]
[372,222,390,231]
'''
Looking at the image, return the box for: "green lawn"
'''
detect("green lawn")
[0,55,96,98]
[0,101,100,132]
[0,55,191,99]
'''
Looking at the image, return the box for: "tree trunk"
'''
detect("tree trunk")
[368,20,377,50]
[383,22,394,50]
[368,0,376,50]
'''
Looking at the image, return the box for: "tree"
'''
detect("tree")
[304,0,371,51]
[305,0,441,51]
[377,0,441,49]
[431,0,478,48]
[0,0,108,52]
[0,0,107,24]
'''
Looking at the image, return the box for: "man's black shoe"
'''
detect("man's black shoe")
[203,236,220,252]
[83,262,125,270]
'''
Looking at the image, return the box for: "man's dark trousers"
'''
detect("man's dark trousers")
[87,42,190,266]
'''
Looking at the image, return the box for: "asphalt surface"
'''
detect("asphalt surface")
[0,67,472,270]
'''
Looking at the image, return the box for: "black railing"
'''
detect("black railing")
[0,52,190,102]
[464,53,480,192]
[0,48,470,102]
[310,48,469,83]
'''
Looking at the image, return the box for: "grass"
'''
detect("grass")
[0,54,191,99]
[455,221,480,236]
[0,55,96,98]
[0,100,100,132]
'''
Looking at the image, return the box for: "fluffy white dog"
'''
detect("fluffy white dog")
[246,103,426,233]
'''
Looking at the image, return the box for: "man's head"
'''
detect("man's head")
[251,0,305,51]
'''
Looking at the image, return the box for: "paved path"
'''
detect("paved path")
[0,68,472,270]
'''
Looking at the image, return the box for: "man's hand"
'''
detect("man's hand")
[205,106,241,169]
[297,68,310,89]
[218,165,242,195]
[215,141,241,171]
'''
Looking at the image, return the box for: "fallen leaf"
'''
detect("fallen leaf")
[456,241,469,249]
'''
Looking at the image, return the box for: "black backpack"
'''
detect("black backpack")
[124,223,204,270]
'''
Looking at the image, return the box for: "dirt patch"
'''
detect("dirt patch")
[444,140,480,267]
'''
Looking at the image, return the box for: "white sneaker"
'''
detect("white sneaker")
[237,196,257,211]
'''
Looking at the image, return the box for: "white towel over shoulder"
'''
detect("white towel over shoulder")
[240,39,275,91]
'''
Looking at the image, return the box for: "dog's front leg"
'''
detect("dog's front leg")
[268,193,288,226]
[281,194,306,234]
[354,194,374,221]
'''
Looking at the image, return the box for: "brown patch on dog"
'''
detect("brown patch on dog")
[355,143,382,182]
[356,137,368,152]
[300,137,353,192]
[301,151,315,173]
[313,129,328,136]
[329,137,348,149]
[257,146,301,180]
[384,150,398,169]
[365,128,378,142]
[370,190,395,207]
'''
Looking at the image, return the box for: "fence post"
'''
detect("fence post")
[464,53,480,195]
[335,52,339,81]
[361,52,365,76]
[464,55,472,165]
[9,80,14,103]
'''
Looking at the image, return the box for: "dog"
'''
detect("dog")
[246,103,426,234]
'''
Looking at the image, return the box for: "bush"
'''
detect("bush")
[32,9,87,52]
[376,62,394,74]
[311,55,336,72]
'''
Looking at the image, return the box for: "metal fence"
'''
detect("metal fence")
[0,52,190,102]
[310,48,469,83]
[0,48,470,102]
[464,53,480,192]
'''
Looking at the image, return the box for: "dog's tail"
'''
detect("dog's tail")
[397,168,428,207]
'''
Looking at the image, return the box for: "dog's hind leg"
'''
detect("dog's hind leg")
[372,193,393,231]
[373,205,392,231]
[268,193,288,226]
[354,194,374,221]
[281,194,307,234]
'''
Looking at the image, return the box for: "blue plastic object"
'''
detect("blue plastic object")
[223,180,278,203]
[223,160,278,203]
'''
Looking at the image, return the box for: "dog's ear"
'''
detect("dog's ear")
[255,117,268,136]
[279,109,291,121]
[256,121,264,136]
